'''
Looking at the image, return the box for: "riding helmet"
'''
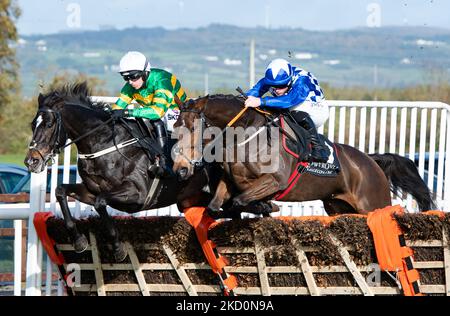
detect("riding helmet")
[264,58,293,87]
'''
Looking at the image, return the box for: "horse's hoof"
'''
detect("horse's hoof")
[206,208,221,219]
[74,235,88,253]
[232,197,247,208]
[270,203,280,213]
[114,244,128,262]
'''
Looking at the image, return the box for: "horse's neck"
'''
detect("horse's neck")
[61,105,110,152]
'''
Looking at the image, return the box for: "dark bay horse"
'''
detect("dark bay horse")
[172,95,435,216]
[24,82,221,261]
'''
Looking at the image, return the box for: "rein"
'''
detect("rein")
[64,119,114,149]
[62,102,115,151]
[177,96,299,169]
[30,103,136,164]
[177,97,273,168]
[32,105,113,154]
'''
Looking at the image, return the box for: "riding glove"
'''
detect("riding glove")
[111,109,130,120]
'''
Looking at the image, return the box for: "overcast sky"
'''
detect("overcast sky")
[17,0,450,35]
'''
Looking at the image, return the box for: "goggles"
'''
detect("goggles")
[122,71,143,82]
[271,84,289,89]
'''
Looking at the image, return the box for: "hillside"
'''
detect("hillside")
[17,24,450,97]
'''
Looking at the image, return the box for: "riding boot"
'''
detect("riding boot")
[150,120,173,177]
[298,115,330,163]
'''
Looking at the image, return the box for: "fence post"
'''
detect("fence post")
[444,110,450,212]
[13,219,22,295]
[25,170,47,296]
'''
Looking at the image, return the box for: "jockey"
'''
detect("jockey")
[245,58,330,163]
[111,51,187,177]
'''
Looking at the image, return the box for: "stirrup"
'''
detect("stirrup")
[153,156,174,177]
[148,164,164,177]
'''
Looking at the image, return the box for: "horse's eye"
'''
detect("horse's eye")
[46,122,53,128]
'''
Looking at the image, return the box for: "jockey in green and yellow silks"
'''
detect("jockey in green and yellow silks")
[112,67,187,120]
[111,51,187,177]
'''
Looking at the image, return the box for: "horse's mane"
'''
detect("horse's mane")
[207,94,247,110]
[207,94,245,102]
[42,81,108,115]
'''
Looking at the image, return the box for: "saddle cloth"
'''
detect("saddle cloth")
[280,115,340,177]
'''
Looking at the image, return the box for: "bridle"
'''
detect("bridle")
[28,108,65,164]
[29,105,114,164]
[173,104,209,169]
[174,99,269,170]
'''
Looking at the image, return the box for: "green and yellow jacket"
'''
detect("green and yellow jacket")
[113,68,187,120]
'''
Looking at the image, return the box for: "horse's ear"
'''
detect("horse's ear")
[38,93,45,107]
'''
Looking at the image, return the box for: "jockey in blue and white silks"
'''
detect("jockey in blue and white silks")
[245,58,330,163]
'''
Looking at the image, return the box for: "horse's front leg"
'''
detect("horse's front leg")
[206,176,242,219]
[94,195,127,262]
[207,176,233,212]
[232,173,283,207]
[55,183,96,253]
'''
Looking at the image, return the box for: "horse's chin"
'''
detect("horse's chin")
[176,166,193,182]
[28,161,46,173]
[24,153,48,173]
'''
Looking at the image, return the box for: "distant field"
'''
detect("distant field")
[18,25,450,97]
[0,154,26,167]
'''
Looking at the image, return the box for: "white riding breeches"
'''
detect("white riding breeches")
[290,100,329,128]
[162,108,180,132]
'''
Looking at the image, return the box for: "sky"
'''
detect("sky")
[16,0,450,35]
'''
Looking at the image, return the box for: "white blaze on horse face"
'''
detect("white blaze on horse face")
[35,115,43,129]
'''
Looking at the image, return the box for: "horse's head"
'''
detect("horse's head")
[173,95,252,181]
[172,97,211,181]
[25,90,68,173]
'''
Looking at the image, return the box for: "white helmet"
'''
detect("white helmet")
[119,51,151,75]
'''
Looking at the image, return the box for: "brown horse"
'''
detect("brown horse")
[172,94,435,216]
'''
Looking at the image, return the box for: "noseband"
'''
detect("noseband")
[175,105,209,169]
[29,108,64,163]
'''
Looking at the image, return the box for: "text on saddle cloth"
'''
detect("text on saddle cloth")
[280,116,340,177]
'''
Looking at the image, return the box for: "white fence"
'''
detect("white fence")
[1,99,450,296]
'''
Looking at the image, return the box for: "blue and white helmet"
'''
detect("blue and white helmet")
[264,58,293,86]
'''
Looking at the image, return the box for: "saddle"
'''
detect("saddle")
[279,114,311,162]
[120,118,166,163]
[272,113,341,177]
[135,118,154,139]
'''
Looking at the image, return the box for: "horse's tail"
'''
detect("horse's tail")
[369,153,436,211]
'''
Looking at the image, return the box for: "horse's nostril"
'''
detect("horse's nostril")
[177,167,189,180]
[178,168,188,177]
[25,156,40,167]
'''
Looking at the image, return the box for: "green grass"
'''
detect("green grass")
[0,260,13,273]
[0,239,13,273]
[0,154,26,167]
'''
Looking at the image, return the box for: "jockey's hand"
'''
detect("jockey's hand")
[245,96,261,108]
[111,109,130,120]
